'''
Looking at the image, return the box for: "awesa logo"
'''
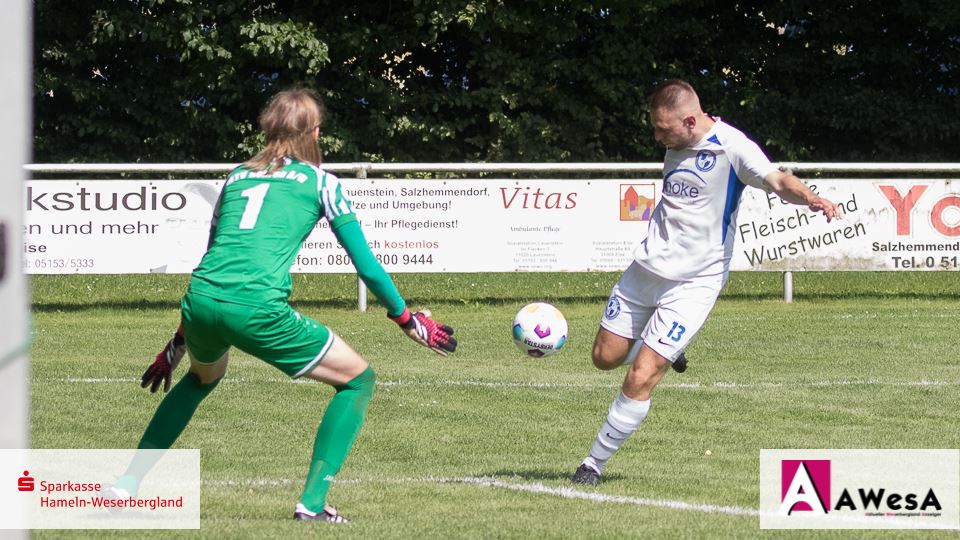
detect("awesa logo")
[780,460,830,515]
[780,459,943,516]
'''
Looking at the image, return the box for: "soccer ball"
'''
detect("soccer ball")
[512,302,568,357]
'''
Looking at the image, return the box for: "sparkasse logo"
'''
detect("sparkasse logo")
[0,449,201,529]
[18,470,34,492]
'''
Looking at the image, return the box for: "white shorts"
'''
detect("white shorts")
[600,262,725,361]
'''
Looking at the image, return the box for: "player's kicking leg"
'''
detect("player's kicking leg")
[573,267,720,485]
[573,329,669,486]
[292,334,374,525]
[620,334,689,373]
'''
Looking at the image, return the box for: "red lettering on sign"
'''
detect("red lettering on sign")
[877,184,929,236]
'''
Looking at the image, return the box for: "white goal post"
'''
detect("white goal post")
[1,1,31,536]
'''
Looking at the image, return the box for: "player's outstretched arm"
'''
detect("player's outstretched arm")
[764,169,842,222]
[331,217,457,355]
[390,308,457,356]
[141,325,186,393]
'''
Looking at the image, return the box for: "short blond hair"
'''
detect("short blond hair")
[245,88,325,172]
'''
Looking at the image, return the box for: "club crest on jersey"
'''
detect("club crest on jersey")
[695,150,717,172]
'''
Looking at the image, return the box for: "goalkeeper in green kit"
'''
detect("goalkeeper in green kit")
[112,87,457,524]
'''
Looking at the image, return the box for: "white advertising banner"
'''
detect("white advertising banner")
[0,449,201,529]
[22,178,960,274]
[735,179,960,271]
[760,449,960,530]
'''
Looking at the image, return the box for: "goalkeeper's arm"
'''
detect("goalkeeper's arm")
[331,215,406,318]
[331,215,456,354]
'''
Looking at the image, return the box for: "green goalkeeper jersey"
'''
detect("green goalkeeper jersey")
[189,159,405,314]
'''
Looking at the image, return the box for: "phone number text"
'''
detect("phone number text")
[23,258,95,270]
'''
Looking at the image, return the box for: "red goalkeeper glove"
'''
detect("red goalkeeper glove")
[390,308,457,356]
[141,325,186,393]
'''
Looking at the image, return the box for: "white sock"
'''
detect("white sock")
[295,502,317,516]
[583,392,650,473]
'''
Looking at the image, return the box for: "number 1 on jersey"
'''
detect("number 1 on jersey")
[239,183,270,229]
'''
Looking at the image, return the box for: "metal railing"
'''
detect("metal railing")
[24,162,960,176]
[24,163,960,306]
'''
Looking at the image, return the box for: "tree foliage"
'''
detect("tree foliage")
[34,0,960,163]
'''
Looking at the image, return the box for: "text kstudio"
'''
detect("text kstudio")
[26,187,187,212]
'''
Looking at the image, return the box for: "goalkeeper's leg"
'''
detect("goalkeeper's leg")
[296,336,375,521]
[115,354,227,495]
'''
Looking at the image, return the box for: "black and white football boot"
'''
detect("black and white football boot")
[294,503,350,524]
[571,463,601,486]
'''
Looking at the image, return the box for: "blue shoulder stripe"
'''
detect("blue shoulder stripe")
[721,166,746,243]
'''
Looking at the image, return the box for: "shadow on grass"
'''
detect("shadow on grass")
[481,468,625,483]
[31,300,183,312]
[31,296,610,313]
[32,298,362,312]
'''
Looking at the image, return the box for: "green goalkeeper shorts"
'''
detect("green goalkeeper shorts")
[180,291,334,378]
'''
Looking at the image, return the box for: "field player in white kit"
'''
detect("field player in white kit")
[571,79,841,485]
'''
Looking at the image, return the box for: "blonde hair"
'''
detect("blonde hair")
[245,88,326,172]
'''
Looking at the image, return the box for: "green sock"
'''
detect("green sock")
[116,373,220,494]
[300,366,376,512]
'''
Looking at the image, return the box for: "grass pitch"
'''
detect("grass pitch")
[29,271,960,538]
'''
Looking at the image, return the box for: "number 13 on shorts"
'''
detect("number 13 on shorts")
[647,317,692,361]
[666,321,686,342]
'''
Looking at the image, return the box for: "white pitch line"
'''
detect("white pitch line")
[201,475,756,517]
[200,476,958,528]
[204,478,295,487]
[447,476,758,517]
[721,312,960,322]
[57,377,958,389]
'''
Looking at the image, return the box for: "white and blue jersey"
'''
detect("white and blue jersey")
[635,119,778,281]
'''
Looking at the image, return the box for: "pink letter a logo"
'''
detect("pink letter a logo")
[780,460,830,516]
